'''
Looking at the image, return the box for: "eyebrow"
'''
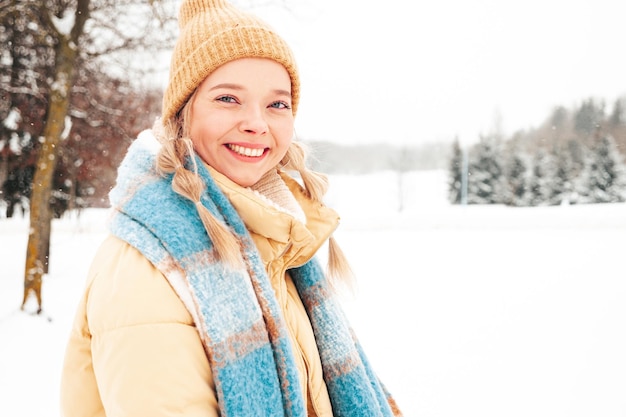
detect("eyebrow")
[273,89,292,98]
[208,83,291,98]
[208,83,243,92]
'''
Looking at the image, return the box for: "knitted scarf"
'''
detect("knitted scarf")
[108,131,402,417]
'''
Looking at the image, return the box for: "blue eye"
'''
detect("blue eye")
[216,95,238,103]
[269,101,291,110]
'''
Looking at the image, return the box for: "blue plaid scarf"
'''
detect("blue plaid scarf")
[108,131,402,417]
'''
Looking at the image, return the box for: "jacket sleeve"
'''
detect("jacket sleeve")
[86,236,219,417]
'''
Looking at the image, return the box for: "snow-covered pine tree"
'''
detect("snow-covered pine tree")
[448,139,463,204]
[527,149,556,206]
[503,151,529,206]
[467,137,504,204]
[550,145,576,205]
[582,135,626,203]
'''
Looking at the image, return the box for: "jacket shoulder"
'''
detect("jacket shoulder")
[86,235,193,333]
[61,235,219,417]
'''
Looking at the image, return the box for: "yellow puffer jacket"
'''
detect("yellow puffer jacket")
[60,167,339,417]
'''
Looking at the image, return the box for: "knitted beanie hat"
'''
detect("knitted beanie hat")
[162,0,300,122]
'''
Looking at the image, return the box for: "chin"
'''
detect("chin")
[228,173,261,188]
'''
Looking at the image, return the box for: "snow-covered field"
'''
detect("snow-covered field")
[1,170,625,417]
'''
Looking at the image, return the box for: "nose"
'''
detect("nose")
[239,105,268,135]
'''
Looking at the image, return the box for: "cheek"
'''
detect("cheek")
[190,116,220,146]
[188,122,218,163]
[274,120,295,146]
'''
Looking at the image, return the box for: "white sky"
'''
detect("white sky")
[253,0,626,146]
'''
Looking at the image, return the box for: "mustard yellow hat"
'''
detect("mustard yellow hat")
[162,0,300,122]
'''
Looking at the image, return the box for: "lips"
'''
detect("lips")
[226,143,266,157]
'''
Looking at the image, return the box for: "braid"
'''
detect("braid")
[281,141,354,285]
[281,141,328,202]
[154,102,242,269]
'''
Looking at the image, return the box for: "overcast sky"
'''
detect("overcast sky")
[252,0,626,146]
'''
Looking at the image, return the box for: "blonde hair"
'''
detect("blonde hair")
[154,97,353,284]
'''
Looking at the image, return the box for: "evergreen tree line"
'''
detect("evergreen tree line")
[448,97,626,206]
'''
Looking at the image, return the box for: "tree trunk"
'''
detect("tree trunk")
[22,63,71,312]
[21,0,90,313]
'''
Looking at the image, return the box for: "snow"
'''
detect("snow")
[2,108,20,130]
[51,11,75,38]
[1,170,625,417]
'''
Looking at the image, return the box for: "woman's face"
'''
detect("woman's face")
[188,57,295,187]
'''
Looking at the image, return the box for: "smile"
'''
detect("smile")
[226,144,266,157]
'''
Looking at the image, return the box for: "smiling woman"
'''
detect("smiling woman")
[188,58,295,187]
[58,0,404,416]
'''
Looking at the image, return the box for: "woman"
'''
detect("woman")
[60,0,403,416]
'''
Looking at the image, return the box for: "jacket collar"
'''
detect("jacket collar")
[206,165,339,268]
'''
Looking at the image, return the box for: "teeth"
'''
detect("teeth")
[228,144,264,157]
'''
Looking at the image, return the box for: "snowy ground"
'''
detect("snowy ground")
[1,170,625,417]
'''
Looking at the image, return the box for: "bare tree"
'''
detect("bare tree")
[23,0,91,313]
[20,0,178,314]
